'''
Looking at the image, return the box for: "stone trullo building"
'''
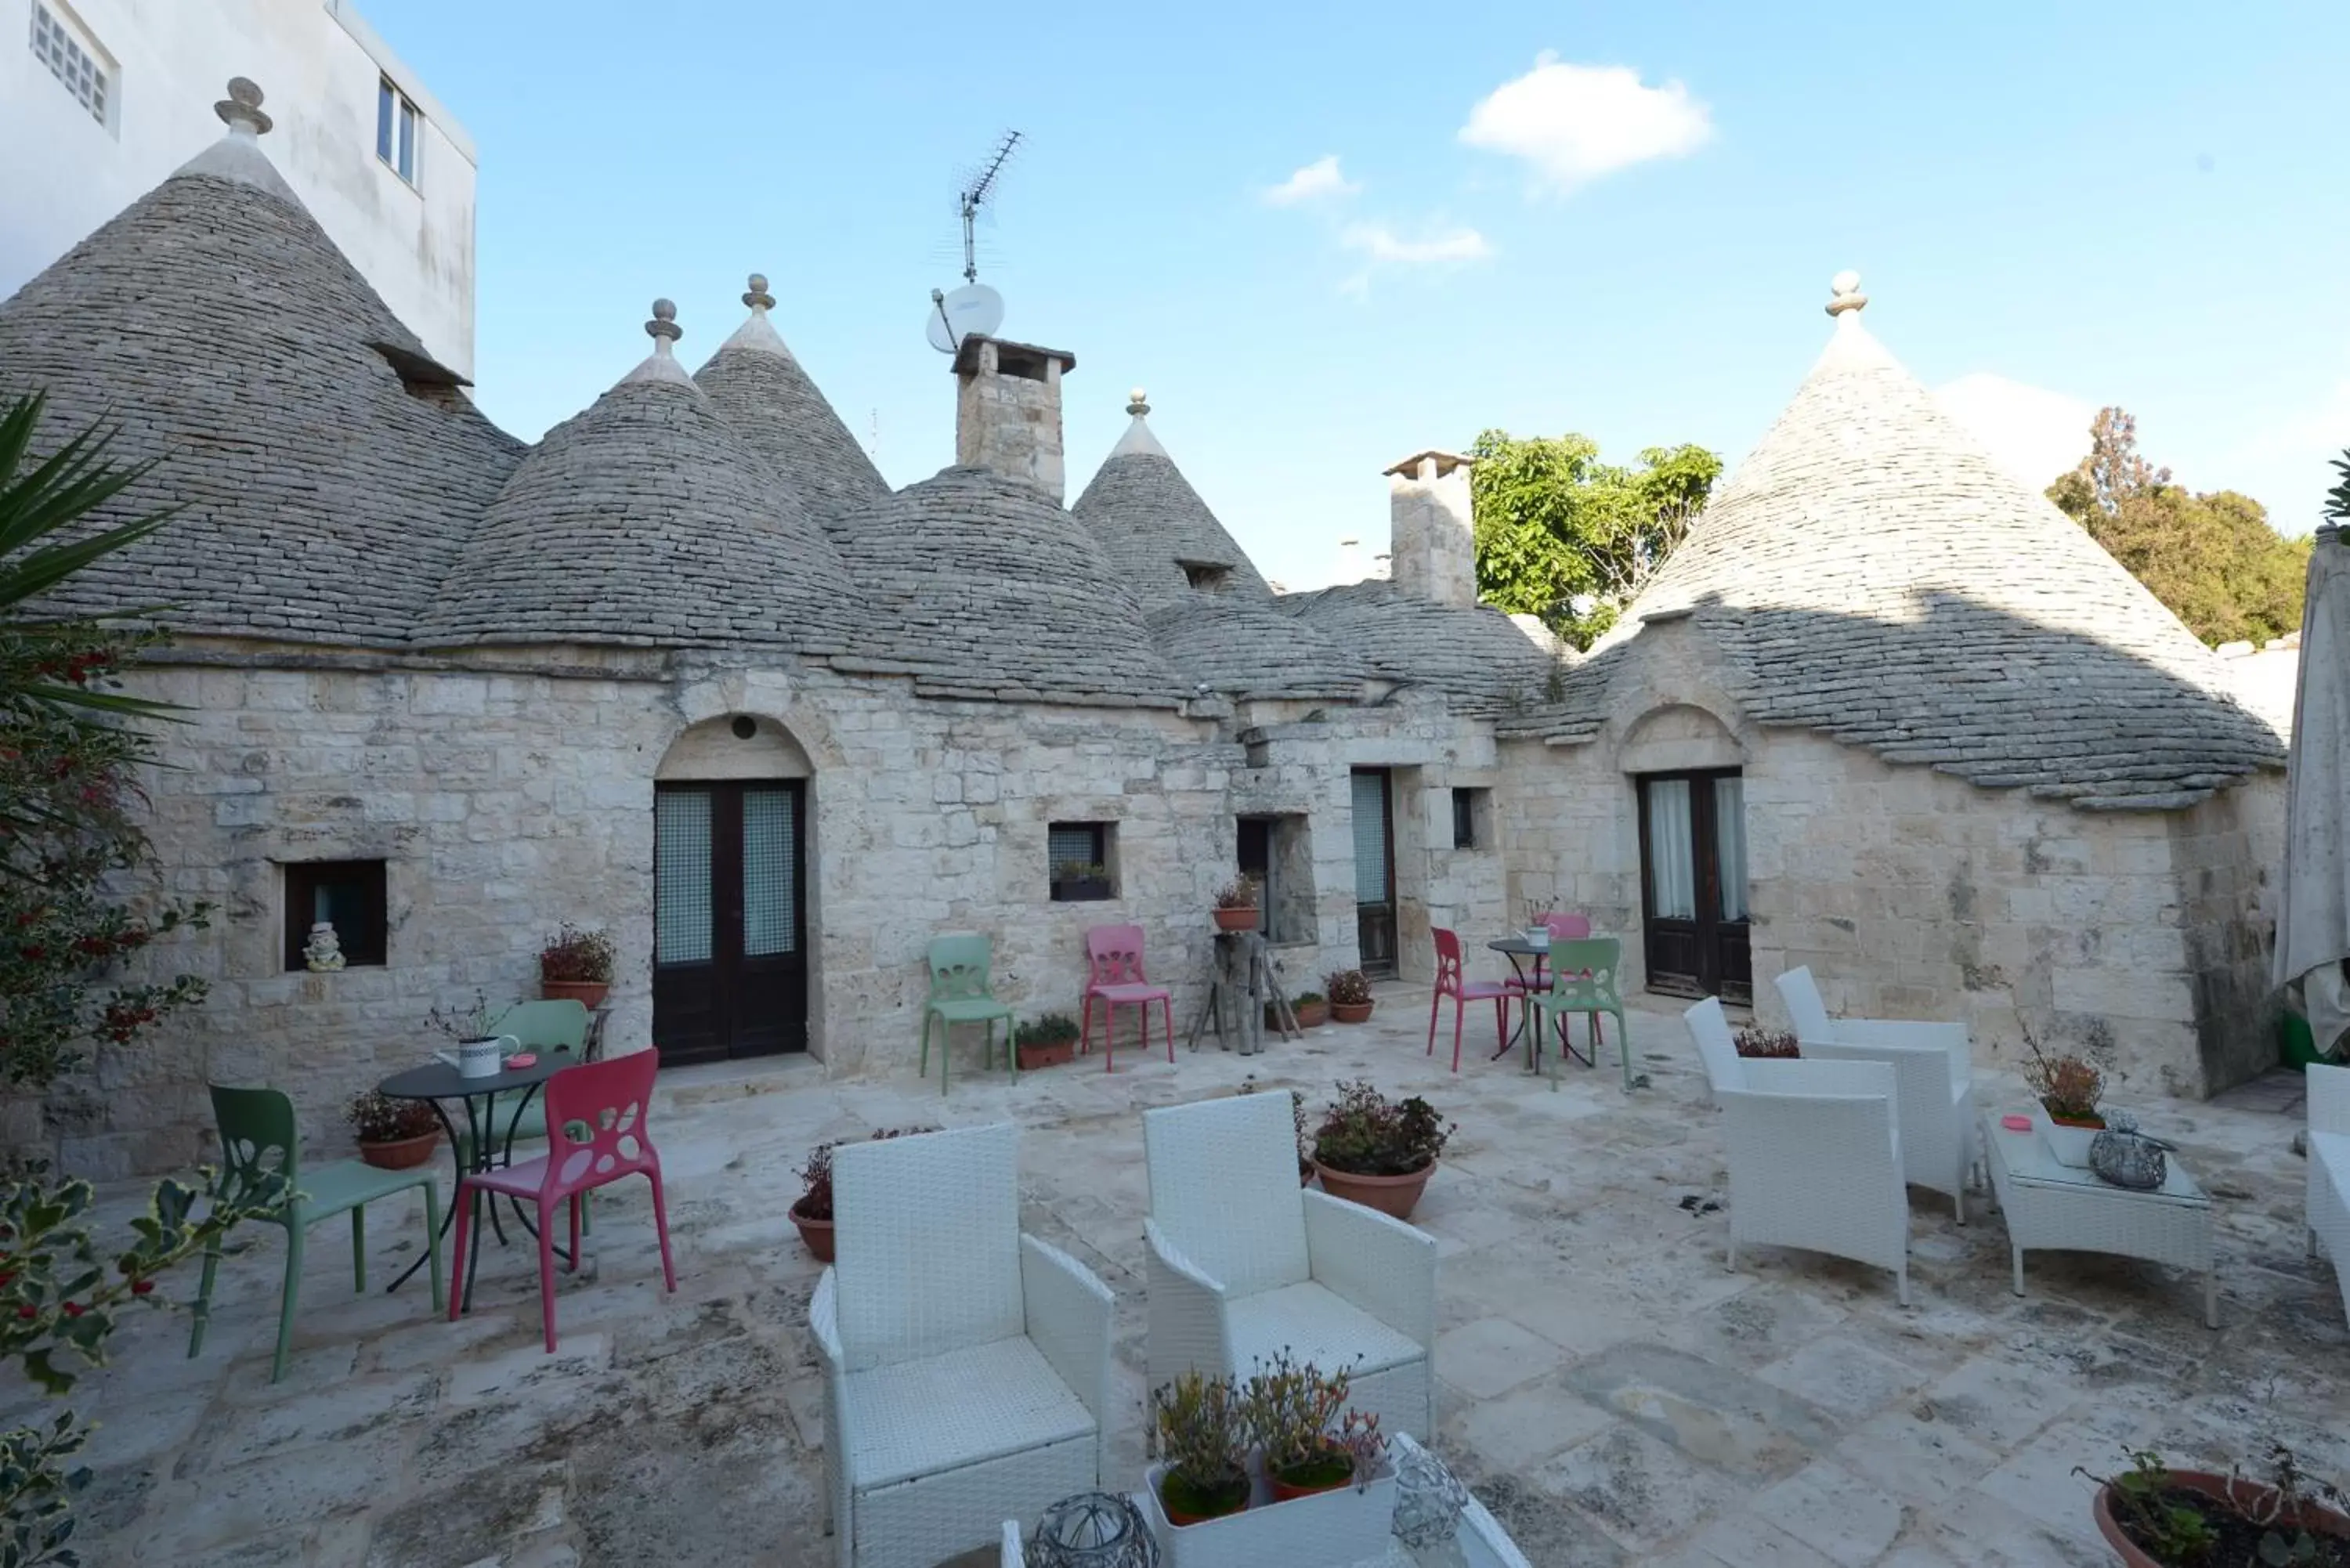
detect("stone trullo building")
[0,90,2288,1175]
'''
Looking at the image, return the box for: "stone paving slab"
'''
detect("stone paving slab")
[21,987,2348,1566]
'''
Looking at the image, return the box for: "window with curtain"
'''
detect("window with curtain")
[655,791,713,963]
[1351,772,1390,903]
[742,787,797,956]
[1644,778,1696,920]
[1714,776,1749,922]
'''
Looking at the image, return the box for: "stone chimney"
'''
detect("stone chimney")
[1384,450,1476,605]
[953,334,1076,502]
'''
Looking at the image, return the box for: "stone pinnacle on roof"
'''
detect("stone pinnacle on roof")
[624,298,693,386]
[1127,387,1148,416]
[215,77,272,135]
[1105,386,1169,461]
[744,273,776,311]
[1825,269,1867,317]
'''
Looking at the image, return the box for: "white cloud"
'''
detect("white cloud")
[1262,155,1361,207]
[1459,52,1712,193]
[1933,374,2099,491]
[1339,222,1492,266]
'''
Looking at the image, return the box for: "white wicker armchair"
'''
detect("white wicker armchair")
[1143,1093,1437,1439]
[1775,966,1978,1222]
[810,1123,1115,1568]
[1719,1057,1911,1305]
[1683,997,1747,1102]
[2309,1063,2350,1328]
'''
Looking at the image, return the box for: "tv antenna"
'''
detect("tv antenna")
[927,129,1021,354]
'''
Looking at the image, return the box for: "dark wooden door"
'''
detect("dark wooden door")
[1351,769,1397,977]
[1637,769,1751,1003]
[653,781,807,1064]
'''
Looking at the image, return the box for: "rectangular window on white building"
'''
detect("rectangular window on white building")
[376,76,420,186]
[30,2,111,129]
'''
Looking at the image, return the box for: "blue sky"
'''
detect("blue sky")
[378,0,2349,588]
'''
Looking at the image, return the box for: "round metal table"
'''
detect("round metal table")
[378,1049,576,1308]
[1486,938,1593,1071]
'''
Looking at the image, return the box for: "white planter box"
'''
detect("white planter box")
[2031,1101,2101,1169]
[1141,1458,1398,1568]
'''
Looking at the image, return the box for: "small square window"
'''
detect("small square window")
[1452,788,1489,850]
[284,860,388,970]
[1048,822,1115,902]
[376,76,420,186]
[1182,562,1231,591]
[31,4,111,128]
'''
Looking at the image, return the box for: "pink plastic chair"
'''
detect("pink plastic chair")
[448,1051,677,1351]
[1430,928,1517,1073]
[1505,912,1595,999]
[1081,923,1174,1072]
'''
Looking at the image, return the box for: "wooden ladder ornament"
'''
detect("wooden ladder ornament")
[1186,930,1301,1056]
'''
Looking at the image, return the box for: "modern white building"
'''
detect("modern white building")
[0,0,475,375]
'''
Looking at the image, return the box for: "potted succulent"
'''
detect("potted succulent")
[2086,1445,2350,1567]
[540,923,616,1010]
[790,1127,939,1262]
[347,1089,439,1170]
[1311,1079,1453,1220]
[1243,1352,1386,1502]
[1152,1371,1251,1527]
[1014,1013,1082,1070]
[1323,968,1374,1024]
[1734,1024,1800,1059]
[2024,1035,2106,1167]
[1213,876,1261,932]
[1290,992,1329,1030]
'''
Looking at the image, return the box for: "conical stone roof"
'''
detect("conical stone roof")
[1279,582,1556,716]
[1072,391,1271,608]
[0,81,522,647]
[1502,273,2285,809]
[828,465,1186,706]
[695,276,887,530]
[417,302,864,653]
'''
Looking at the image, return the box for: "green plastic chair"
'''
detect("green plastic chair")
[918,934,1017,1094]
[187,1084,444,1382]
[456,999,595,1230]
[1529,937,1634,1092]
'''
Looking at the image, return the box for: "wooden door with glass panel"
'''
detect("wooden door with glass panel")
[653,781,806,1064]
[1636,769,1750,1002]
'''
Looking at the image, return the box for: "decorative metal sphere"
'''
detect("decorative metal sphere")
[1025,1491,1160,1568]
[1390,1443,1472,1549]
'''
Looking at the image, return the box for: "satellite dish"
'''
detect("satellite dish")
[926,283,1004,354]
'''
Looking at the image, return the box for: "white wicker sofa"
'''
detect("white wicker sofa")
[1143,1093,1438,1439]
[2310,1063,2350,1328]
[1775,966,1978,1222]
[810,1123,1115,1568]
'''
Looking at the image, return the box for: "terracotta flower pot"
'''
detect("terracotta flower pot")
[1213,907,1260,932]
[358,1130,439,1170]
[1017,1039,1076,1070]
[1292,1000,1329,1029]
[2094,1472,2350,1566]
[789,1198,835,1263]
[1330,1000,1374,1024]
[1159,1465,1251,1527]
[1269,1454,1356,1503]
[1314,1159,1434,1220]
[540,978,609,1010]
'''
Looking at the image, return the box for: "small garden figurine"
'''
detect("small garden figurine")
[301,920,345,972]
[1152,1369,1250,1526]
[1311,1079,1454,1219]
[1322,967,1374,1023]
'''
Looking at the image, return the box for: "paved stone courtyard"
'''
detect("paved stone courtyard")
[22,985,2345,1567]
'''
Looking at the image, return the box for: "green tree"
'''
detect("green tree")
[0,392,266,1566]
[2046,406,2311,646]
[1467,430,1721,649]
[2327,448,2350,526]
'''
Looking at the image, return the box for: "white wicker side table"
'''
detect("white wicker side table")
[1980,1111,2218,1328]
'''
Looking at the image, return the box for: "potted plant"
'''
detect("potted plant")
[1014,1013,1081,1070]
[2086,1445,2350,1567]
[1152,1371,1251,1527]
[1242,1352,1386,1502]
[428,988,515,1078]
[347,1090,439,1170]
[789,1126,940,1262]
[1049,860,1113,902]
[2024,1034,2106,1167]
[1213,876,1260,932]
[1733,1024,1800,1059]
[1311,1079,1453,1219]
[1521,898,1558,947]
[1290,992,1329,1030]
[1323,968,1374,1024]
[540,923,616,1009]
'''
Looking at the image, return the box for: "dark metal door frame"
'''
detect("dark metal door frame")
[1636,768,1751,1003]
[653,779,808,1064]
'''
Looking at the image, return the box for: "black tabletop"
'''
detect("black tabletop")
[1488,937,1555,957]
[378,1050,576,1102]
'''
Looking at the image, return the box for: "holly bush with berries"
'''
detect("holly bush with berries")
[1,392,251,1565]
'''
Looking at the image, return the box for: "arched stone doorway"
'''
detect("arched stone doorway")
[1620,703,1751,1003]
[652,715,812,1064]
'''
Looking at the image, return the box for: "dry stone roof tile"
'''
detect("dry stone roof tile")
[1279,582,1556,717]
[1144,595,1369,702]
[0,164,522,646]
[694,295,887,530]
[1499,298,2287,809]
[827,466,1187,706]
